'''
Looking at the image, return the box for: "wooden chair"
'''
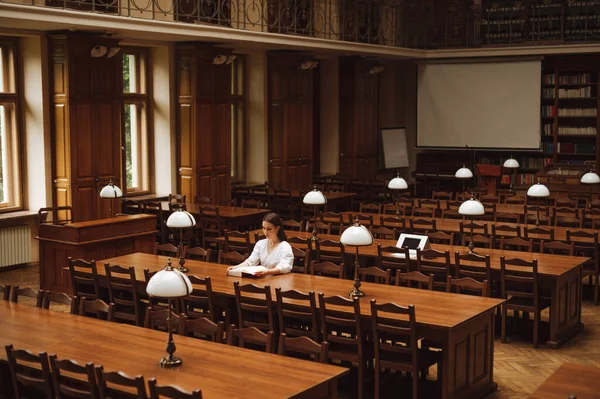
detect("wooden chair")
[276,288,319,341]
[180,275,215,321]
[377,245,412,279]
[446,276,488,297]
[105,264,142,326]
[500,257,549,348]
[500,237,533,252]
[432,190,453,200]
[5,344,53,399]
[1,283,10,301]
[95,365,148,399]
[68,257,101,300]
[462,233,494,249]
[567,229,600,305]
[278,333,329,363]
[555,197,578,208]
[395,270,434,290]
[79,298,116,321]
[144,308,183,333]
[9,286,43,308]
[370,226,396,240]
[370,300,441,399]
[184,245,212,262]
[494,212,521,224]
[319,294,369,399]
[441,207,463,220]
[41,291,78,313]
[148,378,203,399]
[223,230,252,256]
[226,324,275,353]
[553,207,582,228]
[524,225,555,251]
[199,206,223,251]
[350,213,374,227]
[319,212,343,234]
[427,231,455,245]
[459,221,489,236]
[506,195,526,205]
[240,198,262,209]
[121,199,141,215]
[287,236,312,274]
[282,219,304,232]
[305,220,331,235]
[168,193,186,205]
[524,205,551,226]
[382,203,406,216]
[234,282,274,334]
[416,248,451,290]
[409,218,437,233]
[380,215,405,232]
[142,200,168,244]
[194,196,212,205]
[156,243,179,258]
[178,315,225,343]
[49,355,97,399]
[418,198,440,210]
[480,194,499,205]
[411,207,436,219]
[217,250,245,266]
[583,208,600,228]
[315,239,345,269]
[539,240,575,256]
[310,261,344,279]
[360,202,381,214]
[38,205,73,225]
[358,266,391,285]
[454,252,492,295]
[492,224,521,241]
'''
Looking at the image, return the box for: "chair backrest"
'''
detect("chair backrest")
[506,195,526,205]
[49,355,97,399]
[95,365,147,399]
[409,218,436,233]
[168,194,186,205]
[38,206,73,225]
[315,239,345,266]
[566,229,599,271]
[462,233,494,249]
[358,266,391,285]
[42,291,78,313]
[178,315,225,343]
[411,207,436,218]
[1,283,11,301]
[240,198,261,209]
[418,198,440,209]
[539,240,575,256]
[380,215,405,230]
[427,231,455,245]
[318,294,363,354]
[224,230,251,255]
[523,225,555,241]
[180,275,215,321]
[278,333,329,363]
[459,221,489,236]
[350,213,374,226]
[494,212,521,224]
[446,276,488,297]
[156,243,179,258]
[310,261,344,279]
[377,244,411,275]
[368,226,395,240]
[217,250,246,265]
[499,237,533,252]
[79,298,116,321]
[184,245,212,262]
[454,251,492,294]
[148,378,203,399]
[200,206,223,247]
[416,248,451,289]
[194,196,212,205]
[68,257,101,300]
[370,300,418,374]
[287,236,312,274]
[226,324,275,353]
[5,344,53,399]
[320,211,343,226]
[500,256,539,304]
[105,264,140,324]
[432,191,453,200]
[360,203,381,214]
[305,220,331,235]
[281,219,304,232]
[144,308,183,332]
[395,270,434,290]
[9,286,43,308]
[275,288,319,341]
[492,224,521,239]
[234,282,274,333]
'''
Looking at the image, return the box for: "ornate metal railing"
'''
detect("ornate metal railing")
[4,0,600,49]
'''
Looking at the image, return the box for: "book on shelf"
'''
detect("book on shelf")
[557,108,597,117]
[558,87,592,98]
[557,126,597,135]
[543,74,555,85]
[558,73,593,85]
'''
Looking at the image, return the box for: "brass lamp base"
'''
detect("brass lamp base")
[160,355,182,368]
[467,241,476,254]
[349,288,366,298]
[178,257,189,273]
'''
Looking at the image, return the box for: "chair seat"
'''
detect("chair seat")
[505,295,550,311]
[378,348,440,370]
[328,341,373,363]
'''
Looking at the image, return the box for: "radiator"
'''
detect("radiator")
[0,225,32,268]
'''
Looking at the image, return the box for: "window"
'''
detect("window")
[122,49,150,194]
[231,56,245,180]
[0,39,21,212]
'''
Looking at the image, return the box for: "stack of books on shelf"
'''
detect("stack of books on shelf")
[542,88,555,98]
[543,142,554,153]
[557,108,597,116]
[557,143,596,154]
[559,73,593,84]
[557,126,597,135]
[558,87,593,98]
[543,74,556,84]
[518,174,537,185]
[541,105,556,116]
[542,124,553,136]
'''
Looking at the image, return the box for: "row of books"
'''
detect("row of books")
[542,88,555,98]
[517,174,538,185]
[558,87,593,98]
[559,73,594,85]
[557,126,597,135]
[542,124,553,136]
[557,143,596,153]
[557,108,597,116]
[541,105,555,116]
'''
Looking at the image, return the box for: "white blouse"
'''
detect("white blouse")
[240,239,294,274]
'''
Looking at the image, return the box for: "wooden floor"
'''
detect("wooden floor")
[2,264,600,399]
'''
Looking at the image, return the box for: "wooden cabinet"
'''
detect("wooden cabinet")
[339,57,379,179]
[49,34,122,222]
[176,45,233,205]
[268,54,315,190]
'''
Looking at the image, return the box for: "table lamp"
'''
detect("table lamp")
[166,208,196,273]
[146,259,192,368]
[99,180,122,217]
[340,217,374,298]
[526,178,551,226]
[455,164,473,196]
[503,156,520,192]
[388,173,408,216]
[302,186,327,241]
[458,195,485,253]
[580,168,600,208]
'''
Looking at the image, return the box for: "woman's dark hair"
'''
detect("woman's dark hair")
[262,212,287,242]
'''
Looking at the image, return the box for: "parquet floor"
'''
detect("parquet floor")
[2,264,600,399]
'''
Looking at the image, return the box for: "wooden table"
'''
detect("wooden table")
[99,253,503,399]
[530,363,600,399]
[0,301,346,399]
[246,230,587,349]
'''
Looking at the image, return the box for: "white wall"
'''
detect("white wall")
[245,52,268,184]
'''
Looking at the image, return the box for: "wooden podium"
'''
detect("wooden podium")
[37,214,157,293]
[475,164,502,194]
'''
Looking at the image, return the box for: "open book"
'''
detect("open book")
[227,266,269,278]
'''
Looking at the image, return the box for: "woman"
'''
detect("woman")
[226,213,294,276]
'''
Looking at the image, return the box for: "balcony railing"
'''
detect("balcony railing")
[3,0,600,49]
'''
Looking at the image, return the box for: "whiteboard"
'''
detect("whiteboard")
[381,127,409,168]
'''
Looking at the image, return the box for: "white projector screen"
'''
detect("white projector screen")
[417,60,542,149]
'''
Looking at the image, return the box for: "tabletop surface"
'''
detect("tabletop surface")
[529,363,600,399]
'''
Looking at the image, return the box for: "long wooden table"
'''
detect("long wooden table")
[0,301,346,399]
[99,253,503,399]
[245,230,587,349]
[530,363,600,399]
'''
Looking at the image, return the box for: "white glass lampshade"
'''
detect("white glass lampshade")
[303,187,327,205]
[340,223,374,247]
[455,165,473,179]
[527,181,550,197]
[146,266,192,298]
[503,158,520,169]
[166,209,196,228]
[581,171,600,184]
[458,198,485,216]
[99,181,123,198]
[388,176,408,190]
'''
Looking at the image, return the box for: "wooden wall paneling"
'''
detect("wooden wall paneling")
[213,103,232,203]
[196,102,214,198]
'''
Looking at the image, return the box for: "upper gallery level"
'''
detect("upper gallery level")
[2,0,600,54]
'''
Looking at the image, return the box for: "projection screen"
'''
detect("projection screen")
[417,60,542,149]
